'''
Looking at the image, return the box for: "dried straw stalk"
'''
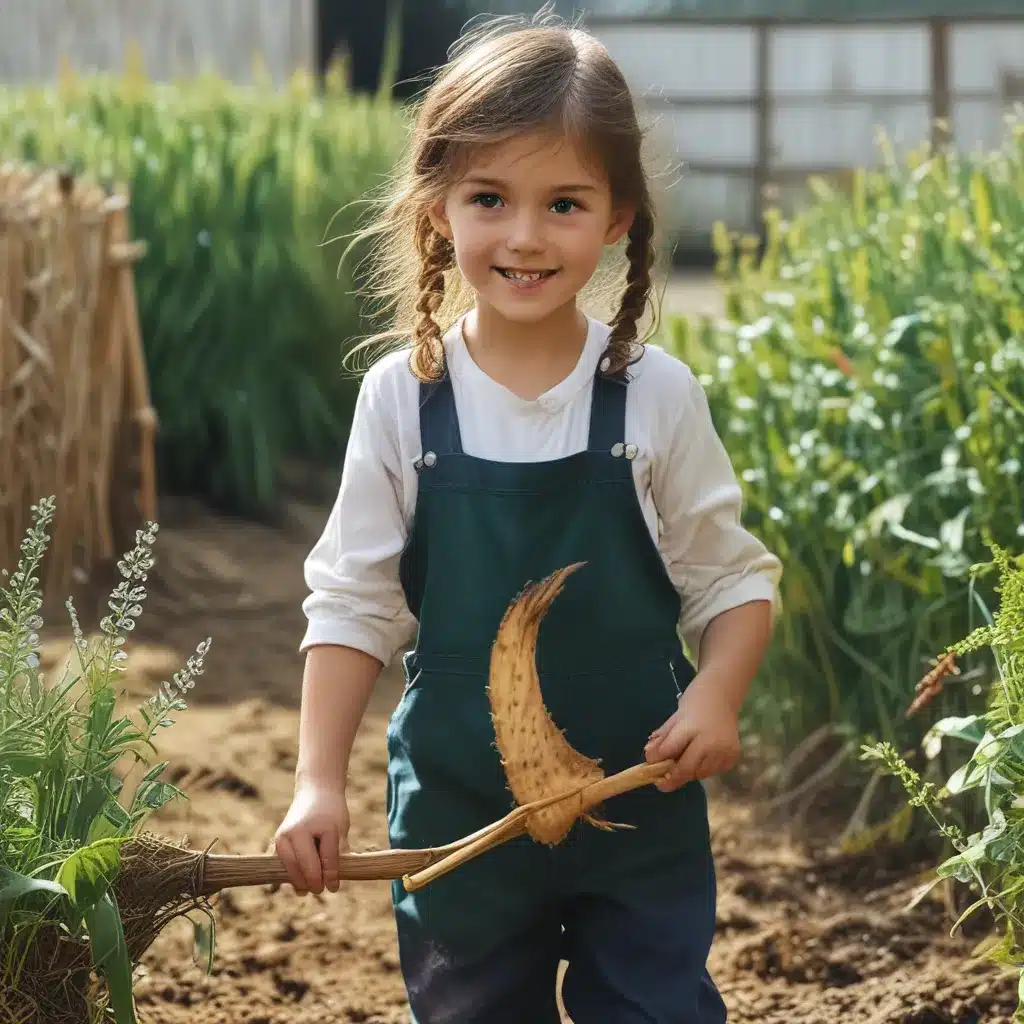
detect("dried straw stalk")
[0,163,155,599]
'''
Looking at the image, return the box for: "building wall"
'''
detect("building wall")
[593,17,1024,239]
[0,0,315,86]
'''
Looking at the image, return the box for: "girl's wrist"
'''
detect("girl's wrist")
[295,765,347,793]
[688,665,748,717]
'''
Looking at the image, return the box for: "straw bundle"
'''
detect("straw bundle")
[0,163,156,598]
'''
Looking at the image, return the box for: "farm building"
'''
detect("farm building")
[0,1,317,86]
[1,0,1022,242]
[471,1,1024,240]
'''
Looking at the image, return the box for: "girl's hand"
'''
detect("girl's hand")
[643,675,741,792]
[273,781,350,896]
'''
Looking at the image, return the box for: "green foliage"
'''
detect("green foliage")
[863,539,1024,1019]
[0,497,210,1021]
[0,69,407,515]
[663,116,1024,772]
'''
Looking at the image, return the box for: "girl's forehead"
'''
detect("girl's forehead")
[457,132,608,187]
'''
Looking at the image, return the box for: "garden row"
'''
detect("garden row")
[665,121,1024,803]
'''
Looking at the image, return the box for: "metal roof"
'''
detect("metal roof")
[468,0,1024,20]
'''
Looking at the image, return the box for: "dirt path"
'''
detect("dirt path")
[40,493,1018,1024]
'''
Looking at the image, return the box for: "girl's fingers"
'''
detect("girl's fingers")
[317,828,342,893]
[274,834,308,896]
[693,750,723,782]
[657,738,706,792]
[646,709,679,748]
[291,832,326,894]
[647,720,695,762]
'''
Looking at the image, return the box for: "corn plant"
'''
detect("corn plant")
[664,114,1024,803]
[0,68,407,515]
[863,538,1024,1020]
[0,497,210,1023]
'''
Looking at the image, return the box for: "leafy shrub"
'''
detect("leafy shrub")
[0,497,209,1022]
[863,539,1024,1019]
[0,68,407,514]
[663,117,1024,788]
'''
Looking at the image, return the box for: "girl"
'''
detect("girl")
[275,9,782,1023]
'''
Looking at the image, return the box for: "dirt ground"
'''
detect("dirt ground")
[31,488,1016,1024]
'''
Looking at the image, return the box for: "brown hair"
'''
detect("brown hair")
[348,6,660,381]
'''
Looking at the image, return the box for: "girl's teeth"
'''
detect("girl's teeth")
[505,270,547,281]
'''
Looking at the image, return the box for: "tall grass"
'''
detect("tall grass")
[664,116,1024,806]
[0,65,407,515]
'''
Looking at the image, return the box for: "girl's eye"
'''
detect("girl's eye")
[471,193,503,209]
[551,198,579,214]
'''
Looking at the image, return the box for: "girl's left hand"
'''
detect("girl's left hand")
[643,676,741,792]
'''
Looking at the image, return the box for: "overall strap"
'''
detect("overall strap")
[418,375,464,456]
[587,369,629,452]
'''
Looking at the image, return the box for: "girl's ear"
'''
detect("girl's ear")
[427,199,453,241]
[604,204,636,246]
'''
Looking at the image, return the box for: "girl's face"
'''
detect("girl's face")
[429,132,634,328]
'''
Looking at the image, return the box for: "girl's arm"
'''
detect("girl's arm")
[643,354,782,790]
[644,600,773,792]
[300,359,417,664]
[276,359,414,894]
[274,644,380,896]
[687,598,773,716]
[294,643,383,790]
[647,356,782,665]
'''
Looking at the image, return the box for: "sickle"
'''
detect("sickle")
[190,565,674,895]
[401,563,674,891]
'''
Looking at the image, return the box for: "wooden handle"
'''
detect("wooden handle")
[198,760,676,896]
[198,839,483,895]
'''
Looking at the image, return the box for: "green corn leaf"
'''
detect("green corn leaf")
[189,907,217,973]
[85,892,137,1024]
[57,838,123,911]
[0,866,67,908]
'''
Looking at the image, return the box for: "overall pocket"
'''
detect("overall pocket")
[534,653,692,778]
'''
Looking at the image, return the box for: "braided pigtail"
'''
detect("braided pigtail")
[602,193,656,376]
[408,212,455,382]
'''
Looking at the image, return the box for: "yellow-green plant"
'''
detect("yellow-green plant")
[0,68,407,514]
[664,115,1024,794]
[0,498,210,1023]
[863,538,1024,1020]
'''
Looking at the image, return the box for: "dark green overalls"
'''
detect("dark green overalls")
[386,357,727,1023]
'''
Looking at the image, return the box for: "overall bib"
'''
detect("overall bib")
[386,362,727,1024]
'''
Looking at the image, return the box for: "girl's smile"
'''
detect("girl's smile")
[494,265,561,291]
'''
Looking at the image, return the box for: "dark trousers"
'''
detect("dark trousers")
[395,837,727,1024]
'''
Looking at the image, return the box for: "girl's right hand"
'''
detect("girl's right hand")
[273,781,350,896]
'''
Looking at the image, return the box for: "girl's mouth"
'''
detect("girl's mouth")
[495,267,559,289]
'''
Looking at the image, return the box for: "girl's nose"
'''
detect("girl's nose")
[506,211,544,253]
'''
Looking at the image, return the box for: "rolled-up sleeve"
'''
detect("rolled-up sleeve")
[653,366,782,663]
[299,366,416,666]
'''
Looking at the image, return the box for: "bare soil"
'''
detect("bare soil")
[34,489,1019,1024]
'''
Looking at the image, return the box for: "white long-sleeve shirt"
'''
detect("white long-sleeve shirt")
[301,315,782,667]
